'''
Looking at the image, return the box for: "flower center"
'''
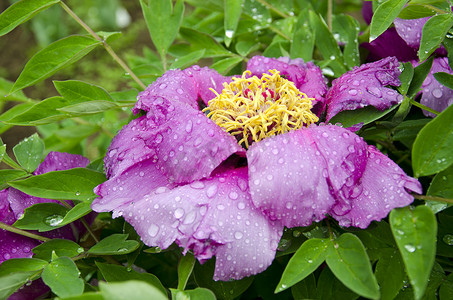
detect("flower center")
[204,70,319,148]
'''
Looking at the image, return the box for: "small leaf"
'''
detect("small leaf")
[398,62,414,96]
[326,233,379,299]
[178,252,195,291]
[211,56,243,75]
[375,249,406,300]
[412,103,453,177]
[390,206,437,300]
[179,27,231,57]
[370,0,409,41]
[328,105,398,128]
[169,49,205,70]
[53,80,113,102]
[316,267,359,300]
[419,14,453,61]
[13,203,69,232]
[332,14,360,68]
[32,239,84,261]
[0,258,48,275]
[88,234,139,255]
[42,256,84,298]
[0,0,60,36]
[8,168,106,201]
[290,273,317,300]
[224,0,243,46]
[433,71,453,90]
[99,280,167,300]
[12,133,45,173]
[0,271,38,300]
[170,288,216,300]
[0,169,28,189]
[276,238,329,293]
[58,100,118,115]
[10,35,101,94]
[290,10,314,62]
[408,56,433,98]
[58,201,92,227]
[426,164,453,213]
[398,3,438,19]
[96,262,167,296]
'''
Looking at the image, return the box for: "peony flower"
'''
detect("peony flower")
[361,2,453,117]
[92,56,421,280]
[1,151,89,300]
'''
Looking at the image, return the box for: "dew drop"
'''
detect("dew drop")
[185,120,193,133]
[174,208,185,219]
[206,185,218,198]
[155,134,163,144]
[148,224,159,237]
[44,215,64,227]
[348,89,358,96]
[234,231,243,239]
[443,234,453,245]
[237,202,246,210]
[404,244,416,252]
[229,191,239,200]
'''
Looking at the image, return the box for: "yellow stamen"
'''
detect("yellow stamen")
[203,69,319,148]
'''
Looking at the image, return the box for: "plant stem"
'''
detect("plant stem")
[81,218,99,243]
[409,99,440,116]
[413,194,453,204]
[0,221,50,242]
[256,0,290,18]
[327,0,333,31]
[59,1,146,90]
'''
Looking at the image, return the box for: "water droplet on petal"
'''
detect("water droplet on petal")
[229,191,238,200]
[234,231,243,239]
[237,202,246,210]
[148,224,159,237]
[155,134,163,144]
[366,86,382,98]
[348,89,358,96]
[432,88,443,98]
[206,185,218,198]
[185,120,193,133]
[183,211,196,224]
[174,208,185,219]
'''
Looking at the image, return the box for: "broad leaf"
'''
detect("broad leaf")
[0,271,38,300]
[0,258,48,275]
[88,234,139,255]
[370,0,409,41]
[433,71,453,90]
[32,239,84,261]
[390,206,437,300]
[53,80,113,102]
[42,256,84,298]
[13,203,69,232]
[419,14,453,61]
[12,133,45,173]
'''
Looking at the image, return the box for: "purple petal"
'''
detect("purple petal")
[142,97,244,183]
[248,125,369,227]
[133,69,199,114]
[7,278,49,300]
[34,152,89,175]
[362,1,373,25]
[92,159,174,217]
[394,17,429,49]
[361,27,418,62]
[330,146,422,228]
[325,57,403,121]
[119,167,282,281]
[184,65,232,106]
[246,56,328,115]
[419,57,453,117]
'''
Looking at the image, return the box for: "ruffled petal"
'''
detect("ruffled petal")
[330,146,422,228]
[143,97,244,183]
[246,56,328,114]
[419,57,453,117]
[184,65,232,106]
[248,125,367,227]
[34,152,89,175]
[133,69,199,114]
[92,159,174,217]
[325,57,403,121]
[118,167,282,281]
[361,27,418,62]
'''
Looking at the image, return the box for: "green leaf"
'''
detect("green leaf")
[328,105,398,128]
[332,14,360,68]
[433,71,453,89]
[398,62,414,96]
[398,3,438,19]
[169,49,205,70]
[194,259,254,300]
[211,57,243,75]
[32,239,84,261]
[235,40,260,57]
[179,27,231,57]
[58,100,118,115]
[0,144,5,163]
[440,272,453,299]
[54,80,113,102]
[178,252,195,290]
[0,77,32,102]
[224,0,243,46]
[140,0,184,60]
[99,280,167,300]
[96,262,167,296]
[408,56,433,98]
[54,293,104,300]
[0,258,48,275]
[0,0,60,36]
[326,233,379,299]
[317,267,359,300]
[375,249,406,300]
[88,234,140,255]
[419,14,453,61]
[171,288,216,300]
[390,206,437,300]
[412,103,453,177]
[276,238,329,293]
[0,271,38,300]
[12,133,45,173]
[8,168,106,201]
[426,164,453,213]
[309,11,347,76]
[290,273,317,300]
[0,169,28,189]
[290,11,314,62]
[58,201,92,227]
[42,256,84,298]
[370,0,409,41]
[13,203,69,232]
[10,35,101,94]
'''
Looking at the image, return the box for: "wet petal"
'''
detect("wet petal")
[419,57,453,117]
[104,116,157,178]
[184,65,232,106]
[361,27,418,62]
[92,159,174,217]
[326,57,403,121]
[142,97,244,183]
[119,168,282,281]
[34,152,89,175]
[133,69,199,114]
[331,146,422,228]
[394,17,428,49]
[247,125,369,228]
[246,56,328,114]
